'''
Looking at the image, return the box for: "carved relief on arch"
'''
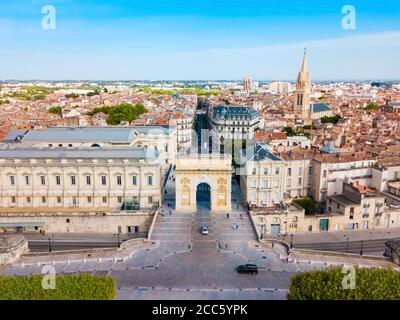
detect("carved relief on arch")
[180,182,190,206]
[216,184,227,207]
[217,177,227,185]
[181,177,190,185]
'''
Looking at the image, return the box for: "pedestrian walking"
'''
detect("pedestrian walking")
[169,210,172,215]
[227,213,229,219]
[225,244,228,250]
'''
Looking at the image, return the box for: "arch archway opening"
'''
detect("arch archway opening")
[196,182,211,210]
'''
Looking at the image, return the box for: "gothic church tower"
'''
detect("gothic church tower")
[293,50,311,118]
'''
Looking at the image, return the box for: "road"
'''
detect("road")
[23,233,145,252]
[293,238,387,256]
[28,240,118,252]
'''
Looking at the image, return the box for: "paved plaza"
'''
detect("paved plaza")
[0,170,339,300]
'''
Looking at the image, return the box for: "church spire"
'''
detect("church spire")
[301,48,308,73]
[296,48,311,91]
[293,50,311,117]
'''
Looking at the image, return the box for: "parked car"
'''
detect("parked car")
[237,264,258,274]
[201,225,209,235]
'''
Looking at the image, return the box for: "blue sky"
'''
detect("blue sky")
[0,0,399,80]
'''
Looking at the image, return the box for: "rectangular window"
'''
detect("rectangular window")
[87,196,92,203]
[116,176,122,185]
[86,176,91,185]
[27,196,31,203]
[262,179,268,189]
[40,176,46,185]
[132,176,137,185]
[48,144,53,147]
[147,175,153,186]
[263,168,269,175]
[68,144,73,148]
[58,144,63,147]
[72,197,77,206]
[117,196,123,203]
[41,196,46,203]
[148,196,153,203]
[71,176,76,185]
[275,167,280,175]
[287,168,292,176]
[11,196,16,203]
[251,179,256,188]
[25,176,30,185]
[323,170,327,178]
[57,196,62,203]
[298,178,302,186]
[299,167,303,175]
[9,176,15,185]
[102,196,107,203]
[55,176,61,185]
[251,168,256,175]
[101,176,107,185]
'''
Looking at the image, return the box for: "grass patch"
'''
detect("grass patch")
[288,267,400,300]
[0,274,116,300]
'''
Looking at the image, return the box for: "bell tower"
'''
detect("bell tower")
[293,49,311,118]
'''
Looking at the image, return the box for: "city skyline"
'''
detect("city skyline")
[0,0,399,80]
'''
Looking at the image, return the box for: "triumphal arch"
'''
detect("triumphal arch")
[175,154,232,213]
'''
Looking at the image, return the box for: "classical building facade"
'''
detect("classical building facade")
[5,126,177,177]
[175,154,232,213]
[239,143,286,207]
[0,126,173,234]
[209,105,260,153]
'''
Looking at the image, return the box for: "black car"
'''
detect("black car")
[237,264,258,274]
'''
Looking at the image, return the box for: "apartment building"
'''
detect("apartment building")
[371,158,400,207]
[311,153,376,203]
[239,143,285,207]
[325,181,386,231]
[209,105,260,153]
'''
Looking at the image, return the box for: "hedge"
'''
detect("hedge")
[0,274,116,300]
[288,267,400,300]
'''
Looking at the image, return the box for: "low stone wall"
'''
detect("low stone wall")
[0,235,29,265]
[146,209,160,241]
[0,211,153,234]
[288,247,398,269]
[290,248,390,262]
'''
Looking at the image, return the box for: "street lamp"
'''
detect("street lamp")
[360,240,364,256]
[48,237,52,253]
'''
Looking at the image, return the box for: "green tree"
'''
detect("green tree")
[365,102,379,111]
[283,126,296,136]
[65,93,80,99]
[48,106,62,116]
[320,114,341,124]
[293,198,316,215]
[87,103,147,125]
